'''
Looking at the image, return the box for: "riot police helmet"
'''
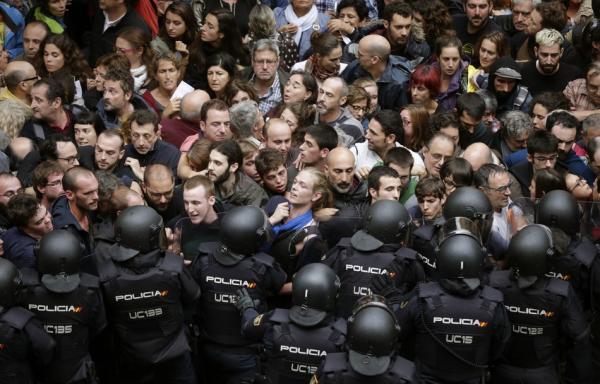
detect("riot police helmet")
[436,232,485,290]
[290,263,340,327]
[508,224,554,277]
[535,190,580,236]
[351,200,411,252]
[347,295,400,376]
[36,230,83,293]
[0,259,22,312]
[443,187,493,240]
[216,206,270,266]
[111,205,166,262]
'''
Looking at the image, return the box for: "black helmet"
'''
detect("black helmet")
[351,200,411,252]
[216,206,269,265]
[443,187,493,240]
[0,259,22,312]
[535,190,580,236]
[347,295,400,376]
[508,224,554,277]
[111,206,166,262]
[290,263,340,327]
[436,232,485,289]
[36,230,83,293]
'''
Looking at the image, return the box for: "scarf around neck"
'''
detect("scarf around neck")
[307,54,338,81]
[131,65,147,93]
[284,4,319,45]
[271,209,313,237]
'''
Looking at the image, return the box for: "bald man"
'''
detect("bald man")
[142,164,184,222]
[342,34,412,110]
[316,77,363,146]
[325,147,368,207]
[264,118,296,166]
[1,60,38,104]
[161,90,211,148]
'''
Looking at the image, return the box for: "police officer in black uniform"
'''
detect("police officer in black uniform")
[489,224,592,384]
[97,206,201,384]
[192,205,287,383]
[324,200,424,318]
[394,231,511,383]
[237,263,346,384]
[535,190,600,382]
[20,230,106,384]
[412,187,493,279]
[0,258,56,383]
[312,295,415,383]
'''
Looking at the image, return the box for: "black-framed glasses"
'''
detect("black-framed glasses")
[485,182,512,193]
[21,75,39,82]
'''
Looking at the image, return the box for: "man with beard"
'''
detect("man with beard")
[142,164,184,223]
[546,111,595,186]
[452,0,502,60]
[381,2,430,61]
[51,167,98,254]
[486,56,532,115]
[520,29,583,97]
[96,68,151,129]
[0,173,21,232]
[204,139,268,209]
[316,77,363,146]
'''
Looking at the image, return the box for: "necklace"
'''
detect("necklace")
[219,0,237,15]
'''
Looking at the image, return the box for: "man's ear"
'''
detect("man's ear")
[527,154,533,163]
[118,149,125,160]
[320,148,330,160]
[382,20,389,30]
[230,162,239,173]
[311,191,323,203]
[65,189,74,201]
[208,195,216,205]
[534,46,539,58]
[339,95,347,107]
[199,121,206,134]
[368,187,377,200]
[386,134,396,145]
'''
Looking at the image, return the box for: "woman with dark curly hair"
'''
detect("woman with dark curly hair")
[411,0,455,48]
[185,8,249,89]
[35,33,92,106]
[151,1,198,58]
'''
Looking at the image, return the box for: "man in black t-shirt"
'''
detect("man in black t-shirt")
[452,0,503,60]
[520,28,583,96]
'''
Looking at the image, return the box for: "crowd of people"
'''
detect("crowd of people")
[0,0,600,381]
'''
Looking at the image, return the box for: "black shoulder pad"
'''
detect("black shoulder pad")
[160,252,184,273]
[336,237,352,248]
[571,239,597,268]
[79,273,100,289]
[413,225,435,241]
[252,252,276,267]
[1,307,34,330]
[481,285,504,303]
[546,278,569,298]
[20,268,40,286]
[395,247,418,261]
[418,281,443,298]
[96,259,119,282]
[197,241,220,256]
[390,356,416,382]
[488,270,513,289]
[322,352,348,374]
[331,317,347,335]
[269,308,290,324]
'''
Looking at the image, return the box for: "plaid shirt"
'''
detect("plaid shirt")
[564,78,598,111]
[315,0,378,18]
[256,72,282,115]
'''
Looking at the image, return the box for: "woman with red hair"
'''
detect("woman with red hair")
[410,64,441,115]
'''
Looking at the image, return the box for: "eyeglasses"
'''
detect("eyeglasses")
[21,75,39,82]
[1,188,23,199]
[568,177,587,192]
[115,47,137,54]
[485,182,512,193]
[57,155,80,164]
[533,154,558,162]
[253,59,278,66]
[349,104,368,113]
[46,179,63,188]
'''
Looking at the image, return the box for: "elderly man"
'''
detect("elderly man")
[342,34,412,110]
[565,62,600,121]
[241,39,289,115]
[161,90,210,148]
[229,100,264,146]
[491,110,533,162]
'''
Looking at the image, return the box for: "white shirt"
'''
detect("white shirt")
[350,141,426,176]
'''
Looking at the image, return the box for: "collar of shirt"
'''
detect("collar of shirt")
[254,71,280,99]
[103,11,126,32]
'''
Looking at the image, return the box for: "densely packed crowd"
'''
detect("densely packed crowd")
[0,0,600,382]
